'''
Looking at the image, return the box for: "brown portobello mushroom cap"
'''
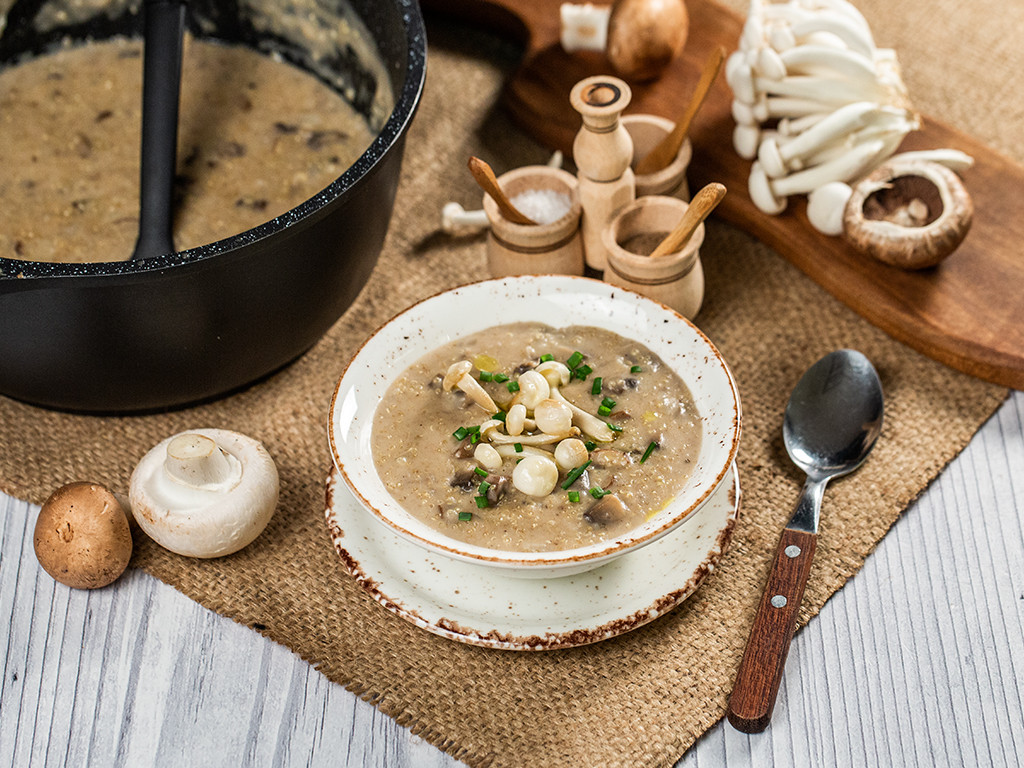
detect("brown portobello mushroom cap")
[843,156,973,269]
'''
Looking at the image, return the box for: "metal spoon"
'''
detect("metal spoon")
[727,349,884,733]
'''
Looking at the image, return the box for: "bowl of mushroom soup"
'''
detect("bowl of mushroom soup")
[328,275,741,578]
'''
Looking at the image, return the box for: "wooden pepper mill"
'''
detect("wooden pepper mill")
[570,75,636,271]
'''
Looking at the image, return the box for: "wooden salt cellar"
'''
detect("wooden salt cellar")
[601,195,705,319]
[570,75,636,271]
[622,114,692,200]
[482,165,584,277]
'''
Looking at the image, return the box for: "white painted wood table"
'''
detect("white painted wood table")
[2,391,1022,768]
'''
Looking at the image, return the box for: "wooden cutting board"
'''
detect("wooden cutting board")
[421,0,1024,389]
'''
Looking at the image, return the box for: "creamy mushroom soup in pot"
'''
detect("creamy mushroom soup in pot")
[371,323,703,553]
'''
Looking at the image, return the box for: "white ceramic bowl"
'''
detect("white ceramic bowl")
[328,275,741,578]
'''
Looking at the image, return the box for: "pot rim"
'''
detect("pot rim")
[0,0,427,282]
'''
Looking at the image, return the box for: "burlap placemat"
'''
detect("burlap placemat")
[1,1,1017,765]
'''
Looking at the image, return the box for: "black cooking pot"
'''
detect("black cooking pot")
[0,0,425,412]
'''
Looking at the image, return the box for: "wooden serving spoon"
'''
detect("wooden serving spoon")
[649,182,726,258]
[634,45,726,176]
[467,156,539,225]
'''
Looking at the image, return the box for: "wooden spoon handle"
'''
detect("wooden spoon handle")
[727,527,818,733]
[467,156,538,225]
[634,45,726,176]
[649,182,726,258]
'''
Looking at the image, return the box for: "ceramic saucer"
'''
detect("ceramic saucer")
[324,463,740,651]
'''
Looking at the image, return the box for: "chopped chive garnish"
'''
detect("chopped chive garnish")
[631,365,643,373]
[573,364,593,380]
[513,443,523,452]
[479,370,493,382]
[474,495,489,509]
[566,351,584,369]
[601,397,617,409]
[539,353,554,363]
[560,460,592,489]
[640,441,658,464]
[591,377,603,395]
[470,432,480,444]
[466,425,480,434]
[493,410,507,422]
[452,426,469,440]
[607,422,624,433]
[598,405,612,416]
[473,466,488,477]
[479,480,491,494]
[493,373,509,383]
[459,511,474,521]
[590,487,610,499]
[507,381,520,393]
[568,490,580,503]
[584,440,597,452]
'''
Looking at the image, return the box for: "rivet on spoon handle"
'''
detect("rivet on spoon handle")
[649,182,725,258]
[726,525,817,733]
[467,156,538,226]
[634,45,725,176]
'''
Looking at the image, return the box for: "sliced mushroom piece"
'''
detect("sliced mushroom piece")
[590,449,634,469]
[484,473,509,506]
[449,468,479,492]
[843,156,973,269]
[583,493,630,528]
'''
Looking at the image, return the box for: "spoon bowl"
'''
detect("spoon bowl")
[784,349,884,481]
[728,349,883,733]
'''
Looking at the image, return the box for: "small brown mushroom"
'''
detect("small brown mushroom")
[33,482,133,589]
[606,0,689,82]
[843,157,973,269]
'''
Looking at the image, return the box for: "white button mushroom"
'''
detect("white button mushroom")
[129,428,279,558]
[511,454,560,497]
[806,181,853,235]
[534,360,572,388]
[554,438,590,471]
[474,442,503,472]
[515,369,550,410]
[505,403,528,436]
[533,398,574,438]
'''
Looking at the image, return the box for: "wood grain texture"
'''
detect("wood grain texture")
[420,0,1024,389]
[2,391,1022,767]
[728,527,817,733]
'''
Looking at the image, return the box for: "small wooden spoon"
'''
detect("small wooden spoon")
[649,182,726,258]
[468,156,538,225]
[634,45,726,176]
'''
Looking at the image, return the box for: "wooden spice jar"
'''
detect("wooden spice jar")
[601,195,704,319]
[570,75,636,271]
[622,113,692,200]
[482,165,584,277]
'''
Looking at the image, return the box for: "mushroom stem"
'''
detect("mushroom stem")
[164,433,241,490]
[441,202,489,234]
[550,388,616,442]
